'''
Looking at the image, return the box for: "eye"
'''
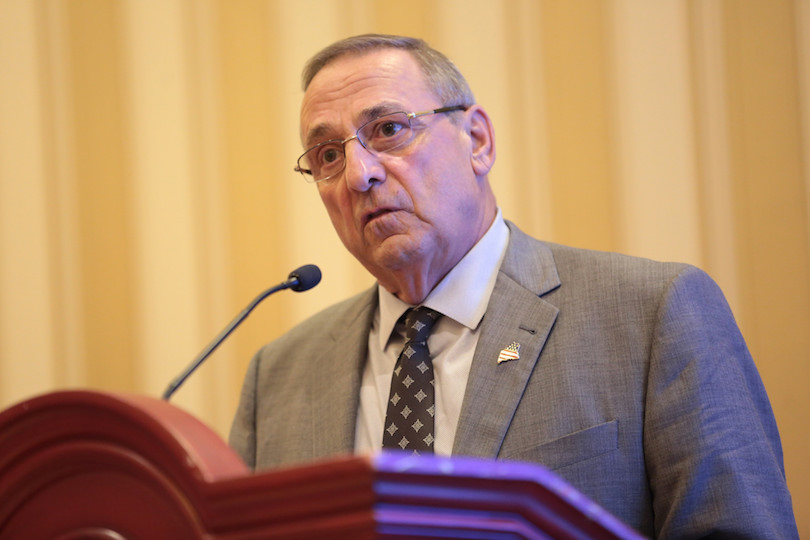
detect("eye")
[357,112,414,152]
[379,120,404,138]
[315,143,343,166]
[365,114,409,142]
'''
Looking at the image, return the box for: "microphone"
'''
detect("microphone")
[161,264,322,401]
[286,263,321,292]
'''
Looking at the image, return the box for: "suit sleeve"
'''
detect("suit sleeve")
[228,350,259,470]
[643,266,797,538]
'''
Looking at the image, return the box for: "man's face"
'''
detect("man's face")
[300,48,494,300]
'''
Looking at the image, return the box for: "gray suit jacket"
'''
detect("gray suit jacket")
[230,222,797,538]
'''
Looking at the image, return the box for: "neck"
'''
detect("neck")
[376,206,498,305]
[380,271,438,306]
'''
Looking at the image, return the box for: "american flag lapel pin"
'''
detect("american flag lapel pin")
[497,342,520,364]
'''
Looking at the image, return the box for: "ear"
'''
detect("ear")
[465,105,496,176]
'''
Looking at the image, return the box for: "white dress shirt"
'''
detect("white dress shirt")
[354,209,510,455]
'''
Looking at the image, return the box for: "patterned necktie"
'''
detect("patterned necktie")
[382,306,442,455]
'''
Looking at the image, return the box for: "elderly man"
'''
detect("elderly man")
[230,34,797,537]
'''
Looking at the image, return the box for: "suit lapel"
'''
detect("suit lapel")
[304,223,561,460]
[453,223,561,458]
[310,288,377,459]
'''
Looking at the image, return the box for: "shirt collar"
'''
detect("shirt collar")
[377,208,509,349]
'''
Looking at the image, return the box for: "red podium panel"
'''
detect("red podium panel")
[0,391,644,539]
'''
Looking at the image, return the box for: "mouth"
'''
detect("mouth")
[362,207,398,227]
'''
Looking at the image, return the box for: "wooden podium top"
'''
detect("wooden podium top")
[0,390,644,539]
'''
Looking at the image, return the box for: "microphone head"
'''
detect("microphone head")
[288,264,322,292]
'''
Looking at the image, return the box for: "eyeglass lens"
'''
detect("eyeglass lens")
[300,112,413,182]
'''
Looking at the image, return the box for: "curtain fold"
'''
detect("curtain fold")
[1,0,807,531]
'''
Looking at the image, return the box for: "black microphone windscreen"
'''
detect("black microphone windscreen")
[289,264,322,292]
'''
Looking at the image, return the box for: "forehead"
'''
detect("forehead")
[299,49,438,146]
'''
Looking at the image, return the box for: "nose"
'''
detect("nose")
[342,138,386,192]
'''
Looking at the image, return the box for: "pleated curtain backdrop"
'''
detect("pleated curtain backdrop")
[1,0,808,532]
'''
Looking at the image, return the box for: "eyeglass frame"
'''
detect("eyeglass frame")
[294,105,468,183]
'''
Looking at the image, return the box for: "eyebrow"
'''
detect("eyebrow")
[303,101,406,148]
[304,124,336,148]
[358,102,402,123]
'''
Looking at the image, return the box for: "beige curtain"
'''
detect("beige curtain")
[1,0,808,531]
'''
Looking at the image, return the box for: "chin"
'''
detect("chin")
[369,237,430,273]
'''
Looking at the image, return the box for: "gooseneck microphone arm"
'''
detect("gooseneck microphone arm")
[161,264,321,401]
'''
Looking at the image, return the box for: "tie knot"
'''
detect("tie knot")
[404,307,441,343]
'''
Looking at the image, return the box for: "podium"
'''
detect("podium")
[0,391,644,539]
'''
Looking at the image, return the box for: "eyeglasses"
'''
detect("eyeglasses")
[294,105,467,183]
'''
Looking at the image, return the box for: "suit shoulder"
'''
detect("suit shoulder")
[510,241,728,322]
[263,287,375,349]
[544,242,702,287]
[502,221,713,296]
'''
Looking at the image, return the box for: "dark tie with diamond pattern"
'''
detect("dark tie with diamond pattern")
[382,306,442,455]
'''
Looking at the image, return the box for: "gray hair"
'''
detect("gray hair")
[301,34,475,107]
